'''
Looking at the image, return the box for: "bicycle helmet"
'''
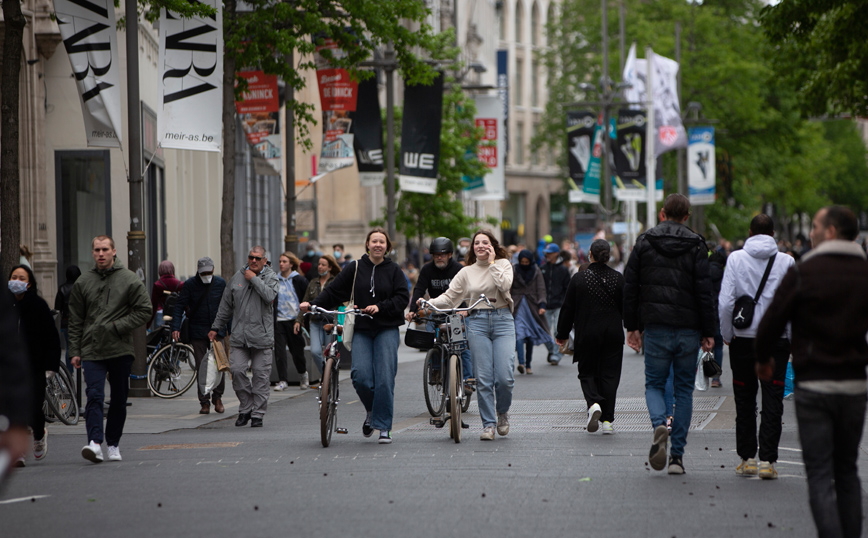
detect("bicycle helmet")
[429,237,454,255]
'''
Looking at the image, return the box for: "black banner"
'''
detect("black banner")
[613,109,647,186]
[567,111,596,182]
[351,77,384,185]
[399,73,444,194]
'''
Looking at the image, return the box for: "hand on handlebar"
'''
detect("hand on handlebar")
[172,330,181,342]
[299,301,310,313]
[363,305,379,315]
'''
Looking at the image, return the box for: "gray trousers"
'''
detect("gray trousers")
[229,346,273,418]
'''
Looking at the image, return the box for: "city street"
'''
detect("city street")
[1,340,856,538]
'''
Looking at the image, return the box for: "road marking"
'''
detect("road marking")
[0,495,51,505]
[779,447,803,452]
[777,460,805,466]
[138,442,242,450]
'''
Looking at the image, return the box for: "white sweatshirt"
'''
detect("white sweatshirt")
[427,258,515,312]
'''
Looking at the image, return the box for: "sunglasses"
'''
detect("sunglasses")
[248,255,263,261]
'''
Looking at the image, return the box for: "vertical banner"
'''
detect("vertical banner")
[315,37,359,173]
[612,109,647,187]
[236,70,281,172]
[577,115,615,204]
[54,0,123,147]
[497,50,509,159]
[351,78,384,186]
[566,111,596,203]
[464,95,505,200]
[399,73,444,194]
[158,1,223,152]
[688,127,716,205]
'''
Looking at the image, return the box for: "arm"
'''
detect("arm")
[211,279,235,332]
[38,300,62,372]
[409,265,432,313]
[718,259,737,344]
[250,271,278,304]
[755,267,799,364]
[489,258,514,293]
[693,245,718,339]
[534,268,548,308]
[622,242,642,331]
[113,279,153,336]
[172,281,191,332]
[67,282,85,358]
[376,265,412,318]
[427,270,468,310]
[556,274,579,340]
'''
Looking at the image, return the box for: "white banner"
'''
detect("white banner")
[158,2,223,152]
[54,0,123,147]
[465,95,506,201]
[688,127,716,205]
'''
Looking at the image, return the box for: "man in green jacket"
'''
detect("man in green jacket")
[70,235,152,464]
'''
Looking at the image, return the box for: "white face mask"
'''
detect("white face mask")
[8,280,28,295]
[458,246,469,256]
[200,275,213,284]
[318,270,329,276]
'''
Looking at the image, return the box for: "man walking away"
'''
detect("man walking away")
[540,243,571,365]
[69,235,152,463]
[756,206,868,538]
[719,214,794,479]
[172,257,227,415]
[624,194,717,475]
[209,246,279,428]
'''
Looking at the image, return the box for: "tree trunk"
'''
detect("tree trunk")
[220,0,237,277]
[0,0,26,275]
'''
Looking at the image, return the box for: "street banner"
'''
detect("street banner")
[351,77,384,186]
[399,73,444,194]
[54,0,123,147]
[158,1,223,152]
[613,109,647,187]
[688,127,716,205]
[315,37,358,173]
[566,110,596,204]
[236,71,281,172]
[497,50,509,160]
[464,95,505,200]
[572,115,616,204]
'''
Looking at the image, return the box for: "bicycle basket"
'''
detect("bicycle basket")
[404,328,435,350]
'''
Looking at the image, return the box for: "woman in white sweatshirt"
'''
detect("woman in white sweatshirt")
[426,230,516,441]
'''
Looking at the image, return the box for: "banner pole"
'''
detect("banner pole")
[645,47,656,231]
[385,45,397,241]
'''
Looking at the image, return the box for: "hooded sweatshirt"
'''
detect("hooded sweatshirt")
[718,234,794,342]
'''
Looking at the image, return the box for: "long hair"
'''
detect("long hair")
[319,254,342,277]
[464,229,509,265]
[280,251,301,271]
[8,264,38,296]
[365,227,393,254]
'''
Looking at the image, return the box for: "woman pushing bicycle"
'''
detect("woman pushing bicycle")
[300,228,409,444]
[423,230,516,441]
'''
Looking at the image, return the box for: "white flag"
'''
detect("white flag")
[54,0,123,147]
[158,2,223,152]
[649,52,687,156]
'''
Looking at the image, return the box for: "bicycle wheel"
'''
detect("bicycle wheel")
[423,347,446,417]
[44,367,79,425]
[320,357,337,447]
[448,354,462,443]
[147,343,197,398]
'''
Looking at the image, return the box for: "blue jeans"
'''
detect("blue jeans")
[664,365,675,417]
[309,321,327,375]
[350,328,399,432]
[82,355,134,446]
[644,325,701,457]
[543,307,562,363]
[466,309,515,428]
[515,336,534,368]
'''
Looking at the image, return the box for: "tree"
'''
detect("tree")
[0,0,26,275]
[760,0,868,117]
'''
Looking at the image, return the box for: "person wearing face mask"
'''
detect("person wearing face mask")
[172,257,228,415]
[301,254,342,378]
[456,237,472,265]
[301,228,410,444]
[332,244,349,268]
[510,249,552,375]
[7,265,61,467]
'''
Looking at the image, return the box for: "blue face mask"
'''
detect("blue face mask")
[333,251,342,259]
[306,250,315,258]
[8,280,28,295]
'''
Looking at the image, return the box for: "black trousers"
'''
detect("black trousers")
[577,343,623,423]
[729,336,790,462]
[192,338,225,405]
[30,375,47,441]
[275,320,306,381]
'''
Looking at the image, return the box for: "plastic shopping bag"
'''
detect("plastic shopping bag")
[784,360,795,399]
[203,348,221,396]
[694,350,709,391]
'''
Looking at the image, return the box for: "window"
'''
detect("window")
[531,122,540,165]
[515,0,524,43]
[531,2,540,46]
[531,59,539,107]
[515,58,524,105]
[515,121,525,164]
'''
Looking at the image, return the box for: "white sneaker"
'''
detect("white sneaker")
[300,372,310,390]
[480,426,496,441]
[587,403,602,432]
[81,441,104,463]
[274,381,288,392]
[107,446,122,461]
[33,428,48,460]
[601,421,615,435]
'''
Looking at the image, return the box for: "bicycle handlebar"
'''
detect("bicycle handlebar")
[303,305,373,319]
[418,294,492,314]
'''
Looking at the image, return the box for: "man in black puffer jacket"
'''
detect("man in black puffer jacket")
[623,193,717,475]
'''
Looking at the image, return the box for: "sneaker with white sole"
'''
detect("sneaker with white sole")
[81,441,104,463]
[601,421,615,435]
[758,461,778,479]
[668,455,685,475]
[107,446,122,461]
[33,428,48,460]
[378,431,392,444]
[362,412,374,437]
[649,424,669,470]
[587,403,602,432]
[300,372,309,390]
[274,381,288,391]
[480,426,495,441]
[497,413,510,436]
[736,458,758,476]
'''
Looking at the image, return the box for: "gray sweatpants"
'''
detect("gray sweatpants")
[229,346,273,418]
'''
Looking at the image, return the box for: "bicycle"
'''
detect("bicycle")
[408,295,491,443]
[144,305,197,399]
[303,305,372,447]
[43,364,79,425]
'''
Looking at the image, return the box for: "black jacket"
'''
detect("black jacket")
[541,258,571,309]
[312,254,410,331]
[623,220,718,337]
[10,290,61,376]
[557,263,625,363]
[0,291,30,427]
[54,265,81,329]
[409,258,464,313]
[172,275,228,340]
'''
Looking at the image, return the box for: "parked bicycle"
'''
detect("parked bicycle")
[43,363,79,425]
[303,305,371,447]
[144,296,197,398]
[408,295,490,443]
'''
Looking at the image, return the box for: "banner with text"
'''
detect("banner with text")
[688,127,716,205]
[613,109,647,187]
[566,111,596,204]
[315,37,358,173]
[399,73,444,194]
[236,71,280,173]
[351,77,384,186]
[54,0,123,147]
[464,95,505,200]
[158,1,223,152]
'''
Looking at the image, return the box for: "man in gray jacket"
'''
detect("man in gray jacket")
[209,246,279,427]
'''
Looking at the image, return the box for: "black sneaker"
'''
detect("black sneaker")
[378,431,392,444]
[362,412,374,437]
[649,424,669,471]
[668,455,685,475]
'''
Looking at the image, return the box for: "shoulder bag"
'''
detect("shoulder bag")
[732,254,776,330]
[341,262,359,351]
